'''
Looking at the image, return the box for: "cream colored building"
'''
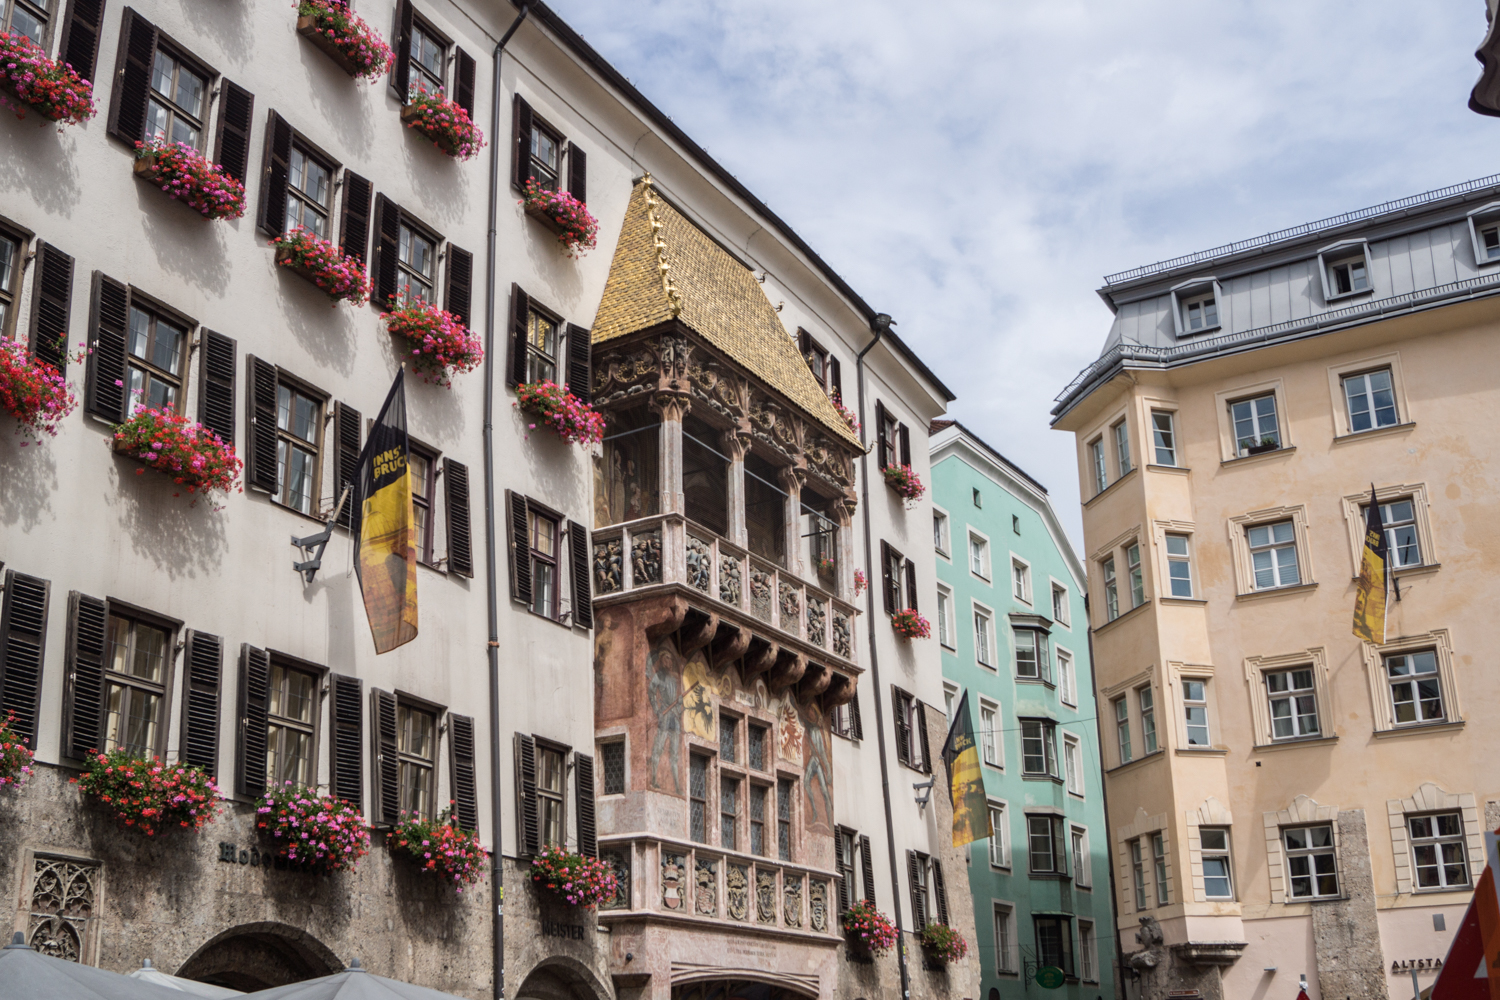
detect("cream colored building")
[1051,177,1500,1000]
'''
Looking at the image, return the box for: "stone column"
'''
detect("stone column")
[779,466,805,578]
[1311,810,1390,1000]
[651,392,689,516]
[830,498,855,601]
[721,428,751,548]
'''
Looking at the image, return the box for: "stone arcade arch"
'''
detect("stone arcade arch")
[175,921,343,992]
[514,957,613,1000]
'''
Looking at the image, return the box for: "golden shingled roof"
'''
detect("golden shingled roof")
[593,177,863,450]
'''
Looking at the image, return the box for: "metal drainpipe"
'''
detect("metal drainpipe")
[855,313,913,1000]
[1086,614,1132,999]
[483,8,529,1000]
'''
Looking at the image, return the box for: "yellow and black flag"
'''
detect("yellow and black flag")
[1353,485,1388,644]
[940,689,993,848]
[355,370,418,654]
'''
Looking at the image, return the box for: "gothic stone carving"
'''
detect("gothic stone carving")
[662,852,687,910]
[594,538,623,595]
[28,856,99,962]
[779,582,801,636]
[832,611,852,660]
[806,597,826,646]
[750,568,774,621]
[783,873,803,927]
[809,879,828,932]
[719,555,743,606]
[756,869,777,924]
[727,864,750,921]
[632,529,662,586]
[592,344,659,406]
[601,850,631,910]
[695,856,718,916]
[686,535,711,592]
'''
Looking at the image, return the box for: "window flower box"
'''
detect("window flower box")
[842,901,898,958]
[295,1,394,83]
[919,922,967,964]
[401,89,484,160]
[272,228,369,305]
[890,608,930,640]
[111,405,243,509]
[133,138,247,221]
[1241,436,1280,455]
[0,339,77,442]
[0,710,34,790]
[515,381,606,446]
[519,178,599,258]
[833,397,860,436]
[73,750,220,836]
[530,844,618,908]
[384,301,484,387]
[387,808,488,892]
[0,31,95,127]
[257,782,371,874]
[881,463,925,504]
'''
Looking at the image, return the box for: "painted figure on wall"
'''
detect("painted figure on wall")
[682,651,716,741]
[801,702,834,833]
[647,642,684,793]
[777,695,803,763]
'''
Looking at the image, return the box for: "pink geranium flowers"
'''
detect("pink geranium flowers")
[295,0,394,83]
[515,381,606,446]
[112,405,243,508]
[0,711,34,789]
[881,463,926,505]
[133,138,247,220]
[257,782,371,874]
[387,807,489,891]
[890,608,931,640]
[0,31,95,126]
[0,339,77,441]
[272,227,370,305]
[520,178,599,258]
[843,901,898,957]
[384,301,484,386]
[920,922,968,963]
[73,750,221,836]
[530,844,618,908]
[401,88,484,160]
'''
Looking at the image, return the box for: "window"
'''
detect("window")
[1033,915,1074,976]
[1365,499,1422,569]
[909,850,930,924]
[800,333,829,389]
[933,510,949,554]
[409,447,437,566]
[894,689,927,771]
[689,754,709,844]
[396,221,437,306]
[720,776,739,850]
[1479,221,1500,262]
[1409,813,1469,889]
[1102,557,1118,622]
[1386,650,1445,724]
[936,587,953,647]
[1329,254,1370,296]
[1138,686,1157,754]
[1131,839,1147,909]
[749,784,767,856]
[1183,680,1210,746]
[1152,832,1169,904]
[836,828,857,909]
[1114,698,1132,764]
[285,144,333,238]
[1027,815,1066,874]
[1266,668,1319,739]
[104,613,170,757]
[877,406,901,470]
[1020,720,1057,777]
[267,661,317,786]
[1247,521,1300,589]
[1014,629,1050,681]
[1089,437,1107,494]
[974,609,993,666]
[1284,824,1338,898]
[147,48,208,149]
[972,487,982,508]
[1200,827,1233,899]
[1182,291,1218,332]
[969,534,989,578]
[943,684,956,719]
[1063,736,1082,795]
[1058,649,1076,706]
[979,703,999,766]
[1012,514,1021,535]
[1165,534,1192,597]
[407,20,446,97]
[126,304,188,415]
[397,702,437,819]
[527,507,559,619]
[274,381,322,515]
[1151,410,1177,466]
[1051,584,1068,624]
[776,777,793,861]
[2,0,49,44]
[1012,559,1030,602]
[988,803,1008,867]
[993,904,1016,973]
[1343,369,1398,432]
[526,116,563,192]
[1231,394,1281,455]
[600,740,625,795]
[535,743,565,845]
[1078,920,1097,981]
[1113,419,1131,475]
[748,724,767,770]
[719,713,737,763]
[1127,543,1144,607]
[0,230,18,336]
[1071,827,1089,884]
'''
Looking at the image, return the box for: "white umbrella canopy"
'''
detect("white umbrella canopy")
[238,960,469,1000]
[0,931,186,1000]
[129,959,244,998]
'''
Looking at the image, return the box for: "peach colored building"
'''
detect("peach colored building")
[1051,177,1500,1000]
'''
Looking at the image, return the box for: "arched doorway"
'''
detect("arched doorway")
[176,922,343,992]
[514,958,611,1000]
[671,982,816,1000]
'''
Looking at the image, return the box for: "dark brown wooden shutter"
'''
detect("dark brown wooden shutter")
[569,521,592,629]
[372,687,398,825]
[245,356,278,493]
[179,630,222,774]
[932,859,950,925]
[830,357,843,402]
[892,688,910,767]
[329,673,363,806]
[106,7,155,144]
[372,195,401,309]
[258,111,293,237]
[899,423,911,467]
[84,272,128,422]
[567,142,586,204]
[390,0,413,102]
[334,402,362,531]
[512,95,533,190]
[214,80,255,184]
[444,458,473,577]
[907,850,926,928]
[448,713,478,830]
[575,751,597,857]
[0,572,50,747]
[58,0,106,83]
[880,541,895,615]
[515,732,539,855]
[848,689,863,741]
[565,323,591,401]
[198,329,236,446]
[859,834,876,904]
[28,242,74,373]
[837,832,852,912]
[508,491,531,605]
[904,560,918,613]
[236,644,269,796]
[340,170,372,263]
[916,701,932,774]
[507,283,529,387]
[874,401,889,468]
[61,592,103,759]
[454,47,476,117]
[444,244,473,329]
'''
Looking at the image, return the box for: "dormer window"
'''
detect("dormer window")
[1466,202,1500,266]
[1329,256,1368,295]
[1183,292,1217,332]
[1169,277,1222,337]
[1317,241,1374,301]
[1481,225,1500,262]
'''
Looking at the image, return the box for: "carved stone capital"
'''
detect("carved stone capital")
[720,428,752,463]
[650,391,692,423]
[766,649,807,694]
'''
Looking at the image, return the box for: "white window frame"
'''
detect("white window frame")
[1362,497,1424,570]
[1102,556,1118,622]
[1112,418,1132,476]
[979,699,1002,769]
[973,603,995,669]
[1360,630,1462,734]
[1150,409,1178,466]
[1050,580,1070,626]
[1071,825,1090,885]
[1229,392,1282,457]
[1130,838,1147,910]
[1138,684,1157,754]
[1063,734,1083,797]
[1283,823,1340,899]
[1317,240,1374,301]
[1182,677,1211,748]
[943,682,957,721]
[1011,555,1032,604]
[1341,367,1400,434]
[936,585,954,649]
[1057,646,1077,707]
[1013,627,1051,683]
[968,530,991,580]
[1020,719,1058,777]
[1407,812,1471,890]
[1244,647,1333,747]
[1245,519,1301,590]
[1165,533,1193,598]
[933,506,950,557]
[988,801,1010,869]
[993,901,1018,973]
[1088,437,1107,495]
[1126,541,1145,607]
[1169,276,1224,337]
[1265,666,1320,740]
[1199,826,1234,900]
[1114,696,1132,764]
[1229,506,1314,596]
[1384,648,1446,727]
[1152,831,1170,904]
[1078,918,1098,982]
[1338,484,1433,578]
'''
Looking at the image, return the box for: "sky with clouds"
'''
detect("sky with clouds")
[551,0,1500,547]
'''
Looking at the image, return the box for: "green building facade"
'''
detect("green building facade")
[929,422,1115,1000]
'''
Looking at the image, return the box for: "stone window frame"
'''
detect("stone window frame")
[1387,782,1485,896]
[1324,351,1413,439]
[1360,629,1463,735]
[1337,483,1437,579]
[1213,377,1292,464]
[1262,794,1341,905]
[1183,796,1236,904]
[1167,660,1221,752]
[991,897,1021,975]
[1226,505,1316,597]
[1100,665,1157,769]
[1089,524,1146,629]
[1114,806,1170,916]
[1242,647,1332,748]
[14,848,105,964]
[1150,519,1200,604]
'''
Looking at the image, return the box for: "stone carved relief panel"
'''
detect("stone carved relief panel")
[807,597,826,646]
[27,856,100,963]
[832,612,852,660]
[783,872,803,927]
[662,852,687,910]
[694,857,718,916]
[727,864,749,921]
[809,879,828,932]
[686,535,712,592]
[632,529,662,586]
[779,583,801,636]
[601,850,631,910]
[756,869,777,925]
[750,569,774,622]
[593,538,623,595]
[719,556,743,606]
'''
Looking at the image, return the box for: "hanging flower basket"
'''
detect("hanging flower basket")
[920,922,968,964]
[387,807,489,892]
[881,464,925,505]
[400,89,484,160]
[0,711,34,790]
[73,750,220,836]
[0,31,95,126]
[853,569,868,597]
[272,228,369,305]
[842,901,898,958]
[890,608,930,640]
[833,397,859,436]
[515,381,606,446]
[133,138,247,220]
[112,405,243,508]
[294,0,394,82]
[0,339,77,442]
[519,178,599,258]
[530,844,618,908]
[257,782,371,874]
[384,301,483,387]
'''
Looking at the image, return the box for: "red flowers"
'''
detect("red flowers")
[133,138,247,220]
[920,922,968,963]
[272,227,370,305]
[0,340,77,442]
[881,463,926,504]
[890,608,931,640]
[530,845,618,908]
[843,901,898,956]
[73,750,220,836]
[401,88,484,160]
[387,807,489,892]
[515,381,606,446]
[112,405,243,508]
[520,178,600,258]
[0,32,95,127]
[833,397,860,435]
[257,782,371,873]
[295,0,394,83]
[384,302,483,386]
[0,711,34,789]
